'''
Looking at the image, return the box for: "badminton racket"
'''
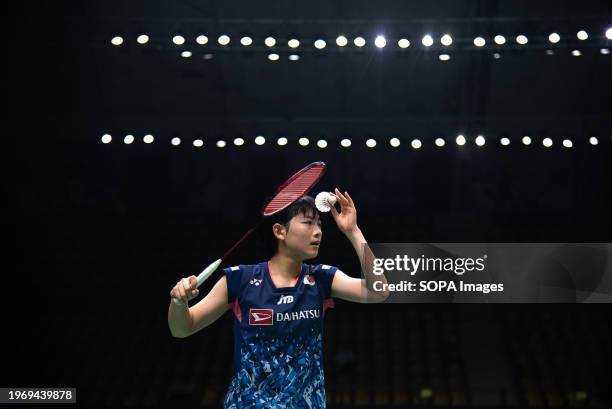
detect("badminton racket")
[173,161,327,305]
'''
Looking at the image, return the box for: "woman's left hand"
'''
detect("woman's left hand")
[330,188,358,235]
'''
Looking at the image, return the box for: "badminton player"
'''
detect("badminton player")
[168,188,389,408]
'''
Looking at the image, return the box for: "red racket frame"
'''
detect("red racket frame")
[221,161,326,260]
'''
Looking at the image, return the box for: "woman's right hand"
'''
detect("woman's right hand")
[170,276,199,305]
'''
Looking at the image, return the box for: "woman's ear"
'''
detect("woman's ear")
[272,223,287,241]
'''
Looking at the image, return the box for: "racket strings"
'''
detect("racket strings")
[263,164,325,216]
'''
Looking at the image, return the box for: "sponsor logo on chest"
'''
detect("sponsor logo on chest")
[277,295,294,304]
[276,309,320,322]
[248,308,320,325]
[249,309,273,325]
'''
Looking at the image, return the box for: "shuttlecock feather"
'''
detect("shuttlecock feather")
[315,191,337,212]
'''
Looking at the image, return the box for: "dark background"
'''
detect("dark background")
[10,1,612,408]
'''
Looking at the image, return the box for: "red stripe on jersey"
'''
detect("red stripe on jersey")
[322,298,335,317]
[230,300,242,323]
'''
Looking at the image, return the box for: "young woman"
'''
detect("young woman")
[168,188,388,408]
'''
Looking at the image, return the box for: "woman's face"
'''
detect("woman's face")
[281,211,322,260]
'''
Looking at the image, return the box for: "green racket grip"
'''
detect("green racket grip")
[172,258,222,306]
[196,258,222,288]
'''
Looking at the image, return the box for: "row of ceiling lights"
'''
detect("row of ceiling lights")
[176,48,606,61]
[100,134,600,148]
[110,28,612,48]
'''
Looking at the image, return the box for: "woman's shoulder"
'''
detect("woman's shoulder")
[303,263,338,275]
[224,261,266,269]
[223,262,269,290]
[223,261,268,277]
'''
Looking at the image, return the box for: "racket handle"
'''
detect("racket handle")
[196,258,222,288]
[171,258,222,306]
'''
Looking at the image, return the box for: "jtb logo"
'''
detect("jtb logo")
[277,295,294,305]
[249,309,273,325]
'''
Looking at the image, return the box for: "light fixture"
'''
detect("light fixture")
[255,136,266,145]
[314,39,326,49]
[354,37,366,47]
[375,35,387,48]
[441,34,453,46]
[422,35,434,47]
[548,33,560,43]
[494,35,506,45]
[218,35,230,45]
[398,38,410,48]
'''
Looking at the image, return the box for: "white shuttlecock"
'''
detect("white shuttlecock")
[315,191,337,212]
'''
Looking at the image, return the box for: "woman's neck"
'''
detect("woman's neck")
[269,252,302,279]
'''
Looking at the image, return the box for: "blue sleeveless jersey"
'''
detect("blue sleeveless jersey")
[223,261,338,409]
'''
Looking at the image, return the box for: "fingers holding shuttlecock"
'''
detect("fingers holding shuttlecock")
[315,191,337,212]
